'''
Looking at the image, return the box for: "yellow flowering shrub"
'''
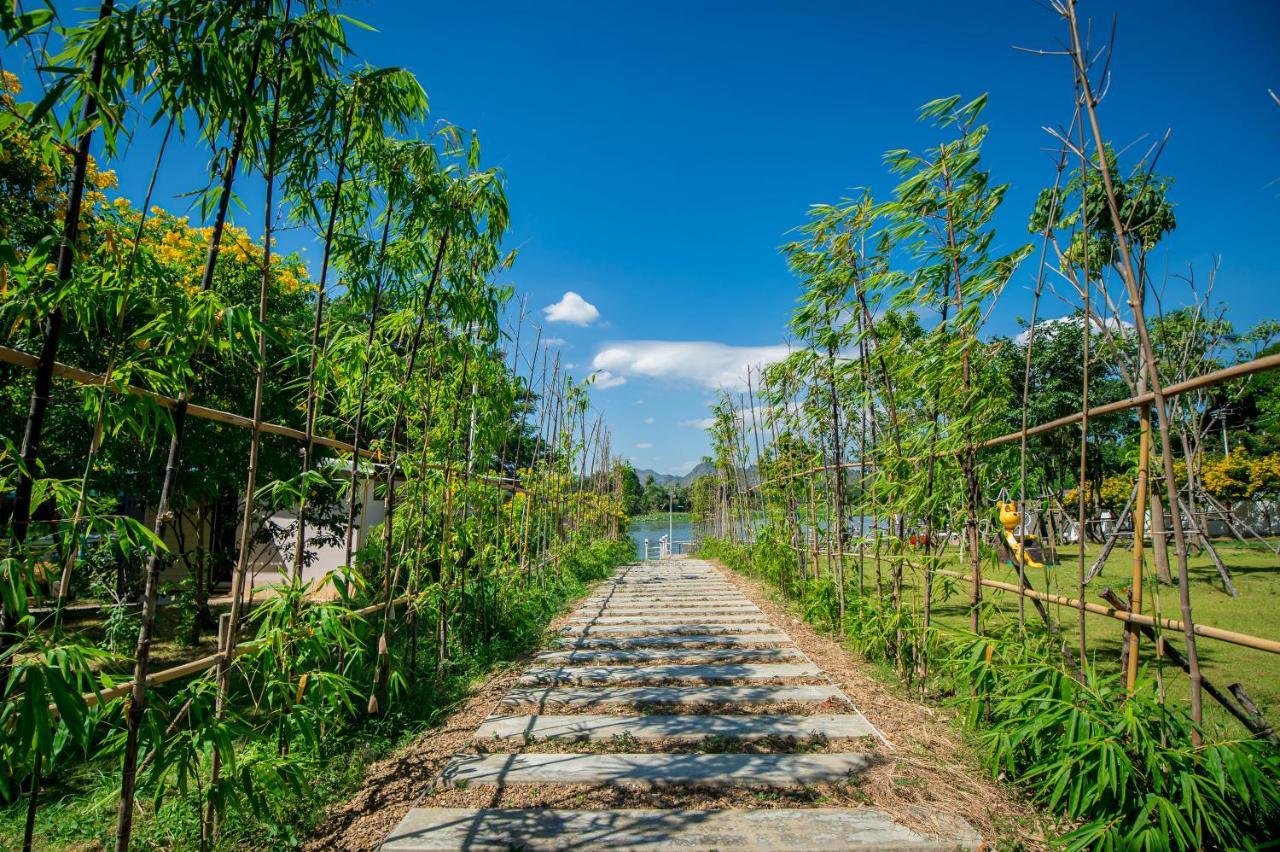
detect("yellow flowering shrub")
[1248,452,1280,497]
[1076,450,1280,504]
[1198,449,1253,501]
[106,200,314,300]
[1065,474,1134,509]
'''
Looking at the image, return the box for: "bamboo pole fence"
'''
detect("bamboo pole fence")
[0,343,523,491]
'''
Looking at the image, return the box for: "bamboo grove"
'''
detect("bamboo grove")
[696,4,1280,848]
[0,3,629,849]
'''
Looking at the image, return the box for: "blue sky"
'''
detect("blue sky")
[20,0,1280,475]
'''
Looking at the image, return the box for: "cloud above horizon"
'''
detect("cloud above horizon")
[591,340,789,392]
[589,369,627,389]
[543,291,600,326]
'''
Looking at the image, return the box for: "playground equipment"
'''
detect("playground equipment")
[996,499,1055,570]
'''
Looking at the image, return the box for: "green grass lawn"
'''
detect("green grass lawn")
[874,538,1280,738]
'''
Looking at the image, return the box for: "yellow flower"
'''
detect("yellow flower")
[1,70,21,95]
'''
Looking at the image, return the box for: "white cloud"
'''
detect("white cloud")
[681,417,716,430]
[543,291,600,326]
[589,370,627,389]
[643,416,655,425]
[543,337,567,347]
[591,340,790,392]
[635,442,653,449]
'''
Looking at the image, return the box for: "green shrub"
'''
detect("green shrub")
[703,533,1280,850]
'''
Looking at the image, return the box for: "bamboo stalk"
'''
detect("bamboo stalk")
[343,203,396,564]
[1064,0,1204,736]
[1127,411,1150,692]
[118,27,268,847]
[9,0,116,551]
[205,31,291,834]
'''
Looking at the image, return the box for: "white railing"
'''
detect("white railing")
[641,536,695,559]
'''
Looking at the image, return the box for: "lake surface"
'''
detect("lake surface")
[626,514,888,559]
[627,515,696,559]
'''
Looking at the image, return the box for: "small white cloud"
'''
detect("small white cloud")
[681,417,716,429]
[592,340,789,392]
[643,416,655,425]
[635,442,653,449]
[543,337,567,347]
[589,370,627,389]
[544,291,600,326]
[565,362,577,370]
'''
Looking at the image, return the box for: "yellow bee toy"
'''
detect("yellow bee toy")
[997,500,1047,570]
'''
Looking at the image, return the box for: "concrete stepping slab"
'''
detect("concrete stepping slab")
[572,611,762,620]
[475,713,877,742]
[536,647,804,665]
[552,633,793,649]
[606,585,734,592]
[565,614,770,626]
[563,616,783,629]
[578,593,747,601]
[612,573,721,578]
[517,662,823,686]
[577,600,757,608]
[599,579,730,583]
[439,752,874,788]
[384,806,981,851]
[586,591,747,596]
[599,575,726,580]
[573,601,752,606]
[497,684,846,710]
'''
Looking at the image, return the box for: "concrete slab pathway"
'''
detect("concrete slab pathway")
[385,557,980,850]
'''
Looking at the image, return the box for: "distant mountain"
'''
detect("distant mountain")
[636,461,759,488]
[675,461,716,486]
[633,468,681,487]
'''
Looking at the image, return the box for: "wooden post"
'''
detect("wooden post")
[1126,406,1150,693]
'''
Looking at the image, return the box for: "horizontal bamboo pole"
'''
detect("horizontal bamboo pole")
[772,541,1280,655]
[740,353,1279,476]
[75,593,413,711]
[978,352,1280,451]
[0,344,521,491]
[931,568,1280,655]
